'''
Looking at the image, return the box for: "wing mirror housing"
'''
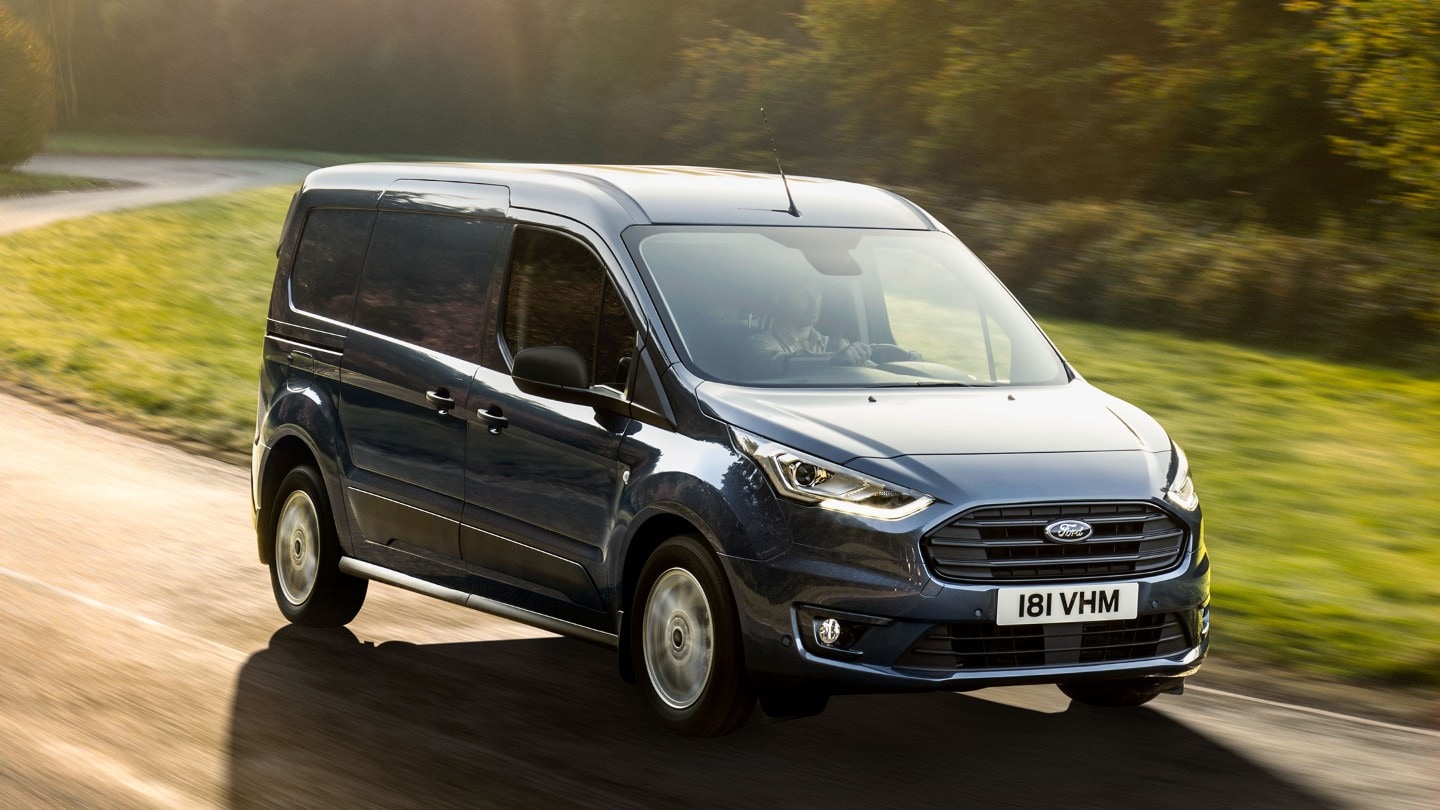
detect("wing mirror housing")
[514,346,588,389]
[512,346,622,413]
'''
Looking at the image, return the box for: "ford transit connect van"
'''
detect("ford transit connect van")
[252,163,1209,736]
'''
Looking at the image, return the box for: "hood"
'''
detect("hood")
[697,380,1170,464]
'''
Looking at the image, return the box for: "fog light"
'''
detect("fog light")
[796,606,892,661]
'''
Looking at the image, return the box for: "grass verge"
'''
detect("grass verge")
[0,169,121,198]
[43,131,485,168]
[0,185,289,452]
[0,185,1436,697]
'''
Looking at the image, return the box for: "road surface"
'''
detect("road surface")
[0,161,1435,808]
[1,154,311,235]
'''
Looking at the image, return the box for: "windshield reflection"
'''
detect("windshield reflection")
[624,227,1068,387]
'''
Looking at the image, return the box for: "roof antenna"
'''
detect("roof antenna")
[761,107,801,217]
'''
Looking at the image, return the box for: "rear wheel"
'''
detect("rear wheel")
[269,465,367,627]
[1059,677,1173,708]
[631,535,754,736]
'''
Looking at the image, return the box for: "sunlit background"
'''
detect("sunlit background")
[1,0,1436,730]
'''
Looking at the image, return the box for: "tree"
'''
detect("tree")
[1117,0,1382,226]
[1292,0,1440,208]
[919,0,1169,200]
[0,2,55,168]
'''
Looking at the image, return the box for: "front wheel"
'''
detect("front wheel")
[631,535,755,736]
[1059,677,1175,708]
[268,465,367,627]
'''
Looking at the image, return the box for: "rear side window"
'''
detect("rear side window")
[502,228,636,391]
[353,211,507,359]
[289,209,375,321]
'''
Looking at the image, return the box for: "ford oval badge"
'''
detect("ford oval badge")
[1044,519,1094,543]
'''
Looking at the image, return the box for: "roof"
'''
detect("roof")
[298,162,941,231]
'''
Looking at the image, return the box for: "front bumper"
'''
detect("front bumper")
[720,535,1211,694]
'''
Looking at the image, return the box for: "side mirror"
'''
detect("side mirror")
[513,346,589,390]
[512,346,625,415]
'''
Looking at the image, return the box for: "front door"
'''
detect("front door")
[460,226,636,616]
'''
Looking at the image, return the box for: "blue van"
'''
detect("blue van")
[252,164,1209,735]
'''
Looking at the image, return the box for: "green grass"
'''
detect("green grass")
[1045,323,1440,686]
[0,185,291,450]
[0,185,1436,688]
[0,169,120,198]
[44,131,482,167]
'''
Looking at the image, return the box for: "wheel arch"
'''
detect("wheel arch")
[616,507,713,683]
[256,432,323,565]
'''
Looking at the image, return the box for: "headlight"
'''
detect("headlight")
[732,428,934,520]
[1165,442,1200,511]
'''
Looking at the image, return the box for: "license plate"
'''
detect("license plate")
[996,583,1139,626]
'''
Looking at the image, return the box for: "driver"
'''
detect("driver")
[743,277,919,378]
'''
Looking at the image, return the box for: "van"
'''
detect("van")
[252,163,1209,736]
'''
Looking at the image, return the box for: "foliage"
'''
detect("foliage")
[1292,0,1440,208]
[668,26,847,173]
[919,0,1169,200]
[927,195,1440,366]
[669,0,1388,227]
[0,3,55,168]
[1121,1,1383,226]
[7,0,1440,224]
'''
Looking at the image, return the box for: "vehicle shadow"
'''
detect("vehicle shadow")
[225,625,1334,809]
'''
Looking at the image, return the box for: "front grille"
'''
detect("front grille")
[895,613,1192,671]
[923,502,1187,583]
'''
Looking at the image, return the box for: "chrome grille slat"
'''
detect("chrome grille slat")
[974,549,1180,568]
[928,528,1184,549]
[923,501,1187,583]
[939,512,1169,530]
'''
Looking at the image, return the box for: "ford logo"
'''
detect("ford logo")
[1044,519,1094,543]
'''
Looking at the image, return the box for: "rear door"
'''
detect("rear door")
[339,209,508,586]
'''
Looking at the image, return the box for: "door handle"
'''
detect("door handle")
[477,405,509,434]
[425,388,455,414]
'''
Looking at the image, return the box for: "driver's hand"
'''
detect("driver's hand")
[831,341,872,366]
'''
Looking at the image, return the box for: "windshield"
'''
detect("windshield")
[624,226,1068,388]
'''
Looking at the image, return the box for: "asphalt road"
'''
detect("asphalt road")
[0,159,1436,808]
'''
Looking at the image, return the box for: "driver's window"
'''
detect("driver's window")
[502,227,636,393]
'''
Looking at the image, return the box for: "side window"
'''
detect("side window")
[353,211,506,359]
[502,228,636,392]
[289,209,375,322]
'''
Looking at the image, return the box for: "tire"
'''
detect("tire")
[631,535,755,736]
[1059,678,1171,708]
[268,465,367,627]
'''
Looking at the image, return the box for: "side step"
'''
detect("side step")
[338,557,618,649]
